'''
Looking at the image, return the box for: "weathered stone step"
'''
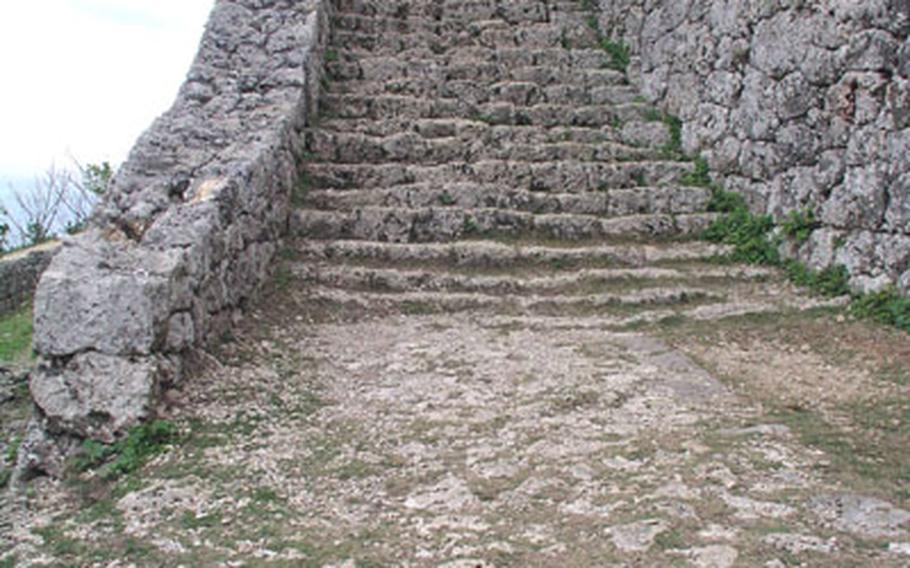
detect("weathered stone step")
[305,160,696,192]
[321,96,647,129]
[293,239,733,269]
[298,284,724,317]
[327,79,637,110]
[327,51,624,84]
[290,206,716,243]
[315,117,637,142]
[293,262,777,297]
[331,21,600,54]
[302,183,711,217]
[304,130,663,165]
[334,0,582,24]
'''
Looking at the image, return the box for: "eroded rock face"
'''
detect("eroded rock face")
[599,0,910,291]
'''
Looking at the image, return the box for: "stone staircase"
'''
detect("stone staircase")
[290,0,818,323]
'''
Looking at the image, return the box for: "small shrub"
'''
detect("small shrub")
[681,157,712,188]
[75,420,178,480]
[703,207,779,265]
[706,185,747,214]
[781,208,820,245]
[784,260,850,297]
[851,288,910,332]
[600,38,631,72]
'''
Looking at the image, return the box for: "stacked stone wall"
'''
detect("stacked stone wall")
[21,0,333,474]
[599,0,910,292]
[0,244,58,317]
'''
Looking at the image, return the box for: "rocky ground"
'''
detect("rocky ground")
[1,269,909,567]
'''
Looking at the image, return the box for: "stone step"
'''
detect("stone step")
[297,284,725,317]
[327,78,637,109]
[330,21,600,54]
[293,239,734,269]
[315,117,630,141]
[327,50,624,84]
[333,0,584,24]
[292,262,777,296]
[304,160,696,192]
[304,130,664,165]
[302,183,711,217]
[290,206,716,243]
[320,96,648,129]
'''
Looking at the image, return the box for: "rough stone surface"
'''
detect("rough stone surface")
[24,0,333,459]
[599,0,910,292]
[0,243,58,316]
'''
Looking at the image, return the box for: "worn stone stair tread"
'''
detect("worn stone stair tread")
[322,97,652,128]
[300,284,724,313]
[333,0,577,23]
[294,238,734,267]
[315,118,634,141]
[331,22,600,53]
[291,206,717,243]
[292,263,778,295]
[302,184,711,216]
[305,131,668,164]
[305,159,697,191]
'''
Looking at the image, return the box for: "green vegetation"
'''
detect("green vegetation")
[75,420,178,480]
[292,171,312,207]
[781,208,820,245]
[643,109,684,159]
[324,48,339,62]
[600,38,631,72]
[0,303,34,363]
[850,288,910,332]
[698,158,910,331]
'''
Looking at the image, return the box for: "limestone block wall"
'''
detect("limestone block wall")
[0,243,59,317]
[598,0,910,292]
[21,0,333,474]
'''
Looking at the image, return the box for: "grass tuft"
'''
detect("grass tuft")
[75,420,178,480]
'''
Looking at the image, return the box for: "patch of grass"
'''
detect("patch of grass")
[439,191,456,206]
[0,303,33,363]
[0,555,17,568]
[850,287,910,332]
[781,208,820,245]
[180,510,222,530]
[706,184,747,213]
[462,215,480,235]
[75,420,178,480]
[681,157,713,188]
[324,48,339,62]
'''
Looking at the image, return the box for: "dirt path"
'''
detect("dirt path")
[5,296,910,566]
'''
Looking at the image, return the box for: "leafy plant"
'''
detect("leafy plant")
[781,208,820,245]
[784,260,850,298]
[851,288,910,332]
[0,304,34,363]
[75,420,178,480]
[703,207,779,265]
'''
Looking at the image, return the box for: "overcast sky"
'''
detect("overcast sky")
[0,0,213,188]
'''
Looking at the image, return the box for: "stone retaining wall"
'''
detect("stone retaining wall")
[0,243,59,317]
[20,0,333,475]
[598,0,910,292]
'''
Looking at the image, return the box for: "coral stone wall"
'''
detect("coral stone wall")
[21,0,333,475]
[0,244,58,317]
[599,0,910,292]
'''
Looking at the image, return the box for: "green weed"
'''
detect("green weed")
[781,208,820,245]
[75,420,178,480]
[600,38,631,72]
[850,288,910,332]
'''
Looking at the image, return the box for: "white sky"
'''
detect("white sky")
[0,0,214,184]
